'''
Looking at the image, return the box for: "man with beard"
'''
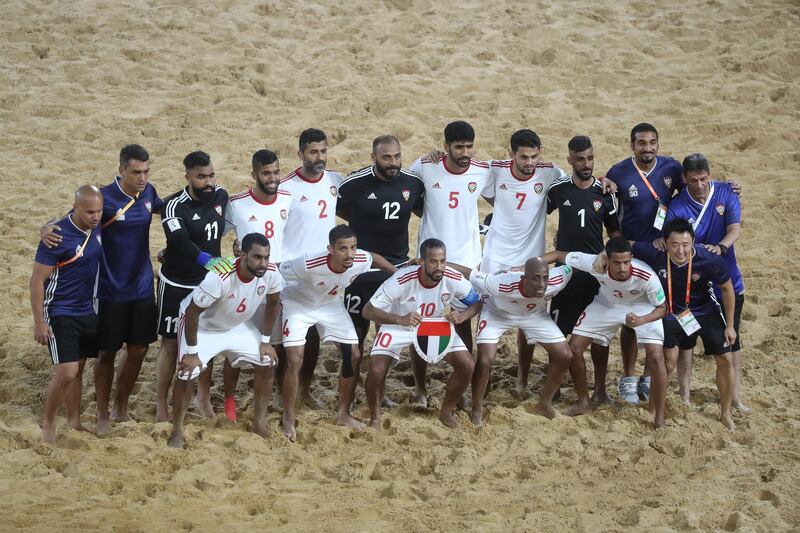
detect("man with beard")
[221,149,291,421]
[547,135,622,405]
[156,151,230,422]
[168,233,283,448]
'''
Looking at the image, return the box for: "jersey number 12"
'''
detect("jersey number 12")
[382,201,400,220]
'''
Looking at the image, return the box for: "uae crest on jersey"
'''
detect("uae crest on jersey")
[413,318,454,364]
[257,286,266,296]
[628,184,639,198]
[716,203,725,216]
[402,189,410,201]
[441,292,451,304]
[692,273,701,281]
[329,186,337,197]
[96,235,102,245]
[280,209,288,220]
[663,176,672,188]
[214,204,222,216]
[593,199,602,212]
[534,183,544,194]
[468,182,477,193]
[145,201,152,213]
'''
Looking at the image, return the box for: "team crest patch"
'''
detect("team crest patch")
[692,273,701,281]
[402,189,410,201]
[96,235,102,244]
[330,186,337,197]
[249,215,257,222]
[280,209,288,220]
[145,201,152,213]
[659,269,667,279]
[534,183,544,194]
[441,292,451,304]
[593,199,602,212]
[214,204,222,216]
[468,182,477,193]
[664,176,672,188]
[716,203,725,216]
[413,319,454,364]
[257,286,266,296]
[628,184,639,198]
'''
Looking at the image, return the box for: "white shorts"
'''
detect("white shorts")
[369,324,467,364]
[476,307,566,345]
[177,319,272,381]
[281,304,358,347]
[250,301,284,346]
[479,256,514,274]
[572,300,664,347]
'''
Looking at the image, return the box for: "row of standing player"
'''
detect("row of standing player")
[32,121,745,444]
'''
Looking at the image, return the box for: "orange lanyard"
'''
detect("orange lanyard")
[56,225,93,268]
[666,251,692,315]
[101,195,138,229]
[633,159,660,202]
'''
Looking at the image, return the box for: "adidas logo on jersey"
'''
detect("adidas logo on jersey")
[317,281,326,286]
[249,215,257,222]
[562,199,571,206]
[227,293,236,299]
[300,196,308,202]
[433,182,441,189]
[192,213,201,220]
[367,192,377,200]
[499,184,507,190]
[407,296,416,302]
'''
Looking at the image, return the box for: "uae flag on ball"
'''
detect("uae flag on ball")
[413,318,454,364]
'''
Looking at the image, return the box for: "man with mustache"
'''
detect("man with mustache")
[155,151,229,422]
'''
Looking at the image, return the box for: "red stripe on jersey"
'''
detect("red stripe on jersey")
[276,190,291,196]
[631,268,651,279]
[397,275,417,285]
[443,267,462,279]
[306,256,328,268]
[470,159,489,168]
[443,272,462,281]
[498,287,518,293]
[490,160,511,167]
[229,191,250,201]
[631,273,650,281]
[535,161,554,168]
[279,171,298,183]
[267,263,277,271]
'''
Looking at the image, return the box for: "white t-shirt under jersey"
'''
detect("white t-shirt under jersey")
[280,168,343,260]
[469,265,572,318]
[369,265,474,319]
[225,188,293,263]
[565,252,665,308]
[482,160,566,269]
[410,156,491,268]
[279,250,373,310]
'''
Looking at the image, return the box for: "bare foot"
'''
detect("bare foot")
[368,418,381,431]
[68,421,92,433]
[167,430,185,448]
[281,417,297,442]
[733,400,751,413]
[156,404,169,423]
[680,395,691,406]
[272,395,284,412]
[720,413,736,431]
[439,410,461,429]
[591,392,615,406]
[42,422,56,445]
[195,397,215,419]
[252,423,269,439]
[533,401,558,420]
[336,413,366,431]
[410,392,428,409]
[565,401,592,417]
[469,406,484,427]
[381,396,397,409]
[111,407,131,423]
[514,382,532,400]
[456,395,467,410]
[301,394,324,410]
[95,418,112,436]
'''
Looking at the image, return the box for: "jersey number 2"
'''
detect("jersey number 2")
[318,199,328,219]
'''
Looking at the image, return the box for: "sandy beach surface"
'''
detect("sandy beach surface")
[1,0,799,530]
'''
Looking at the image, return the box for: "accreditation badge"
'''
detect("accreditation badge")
[676,309,701,336]
[653,203,667,231]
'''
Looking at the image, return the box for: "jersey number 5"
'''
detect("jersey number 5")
[448,191,459,209]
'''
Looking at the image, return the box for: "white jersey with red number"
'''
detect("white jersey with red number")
[225,188,292,263]
[565,252,666,307]
[369,265,474,320]
[180,261,283,332]
[469,265,572,318]
[280,168,343,260]
[410,156,491,267]
[279,250,373,309]
[481,160,567,269]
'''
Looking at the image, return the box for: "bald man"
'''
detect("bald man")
[31,185,104,444]
[448,257,575,424]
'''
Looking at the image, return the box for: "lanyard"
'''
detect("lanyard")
[690,182,715,231]
[633,158,660,202]
[101,194,138,229]
[666,250,692,315]
[56,222,93,268]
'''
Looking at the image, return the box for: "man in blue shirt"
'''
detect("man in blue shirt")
[31,185,104,444]
[666,154,747,412]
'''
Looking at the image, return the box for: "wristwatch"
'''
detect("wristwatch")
[718,244,728,255]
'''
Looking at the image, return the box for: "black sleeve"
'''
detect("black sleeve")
[602,193,621,234]
[336,180,352,220]
[162,210,203,263]
[546,188,558,214]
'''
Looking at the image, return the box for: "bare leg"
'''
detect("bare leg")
[620,325,638,377]
[272,344,286,410]
[195,359,215,418]
[156,338,177,422]
[644,344,667,429]
[731,350,750,412]
[281,346,304,441]
[335,344,364,430]
[252,366,272,438]
[94,349,116,435]
[410,347,428,407]
[534,341,572,419]
[677,348,693,404]
[715,353,735,430]
[440,350,474,428]
[664,346,679,376]
[589,343,612,404]
[168,377,192,448]
[566,335,594,416]
[223,358,241,421]
[299,327,322,408]
[366,355,392,430]
[112,343,148,422]
[515,329,534,399]
[470,343,497,427]
[43,361,82,444]
[66,358,88,432]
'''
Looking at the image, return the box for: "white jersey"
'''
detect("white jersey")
[482,160,567,268]
[280,168,343,260]
[565,252,665,308]
[181,261,283,332]
[279,249,373,309]
[225,188,292,263]
[469,265,572,318]
[410,156,491,267]
[370,265,475,320]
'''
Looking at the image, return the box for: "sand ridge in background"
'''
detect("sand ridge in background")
[1,0,799,530]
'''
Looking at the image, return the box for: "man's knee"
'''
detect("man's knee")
[449,351,475,375]
[55,362,81,383]
[549,343,573,366]
[340,344,361,378]
[716,353,733,369]
[477,345,497,366]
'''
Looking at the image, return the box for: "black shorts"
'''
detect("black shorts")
[344,270,392,333]
[157,279,193,339]
[663,312,733,355]
[48,314,98,365]
[721,293,744,351]
[97,296,158,351]
[550,268,600,335]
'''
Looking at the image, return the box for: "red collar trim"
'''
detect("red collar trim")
[510,164,535,182]
[443,156,469,175]
[326,254,347,274]
[418,267,441,288]
[249,188,277,205]
[296,167,324,183]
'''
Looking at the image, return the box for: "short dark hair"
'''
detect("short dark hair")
[420,238,446,259]
[119,144,149,167]
[510,129,541,152]
[329,224,356,245]
[444,121,475,144]
[682,153,710,175]
[630,123,658,143]
[252,149,278,172]
[299,128,327,151]
[662,217,695,241]
[605,236,632,257]
[242,232,270,253]
[372,135,400,153]
[183,151,212,171]
[568,135,592,153]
